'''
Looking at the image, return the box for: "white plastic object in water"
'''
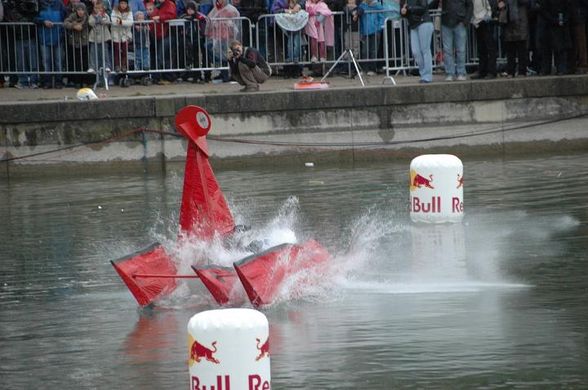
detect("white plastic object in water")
[409,154,464,224]
[187,308,270,390]
[76,88,98,101]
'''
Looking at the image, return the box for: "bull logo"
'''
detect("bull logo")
[410,169,434,191]
[457,173,464,189]
[255,337,269,361]
[189,338,220,365]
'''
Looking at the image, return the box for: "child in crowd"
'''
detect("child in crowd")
[205,0,239,82]
[145,1,155,15]
[147,0,177,84]
[87,0,112,16]
[145,1,157,71]
[111,0,133,72]
[64,2,91,87]
[88,0,112,73]
[285,0,303,62]
[133,10,151,71]
[344,0,360,57]
[180,1,207,82]
[112,0,145,13]
[304,0,334,63]
[272,0,307,77]
[359,0,385,75]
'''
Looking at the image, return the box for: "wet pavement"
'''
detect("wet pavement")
[0,71,447,103]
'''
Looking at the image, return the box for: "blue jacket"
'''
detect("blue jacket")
[358,1,386,36]
[35,0,66,45]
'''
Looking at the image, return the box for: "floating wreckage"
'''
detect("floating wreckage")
[111,106,331,308]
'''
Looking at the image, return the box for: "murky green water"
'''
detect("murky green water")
[1,153,587,389]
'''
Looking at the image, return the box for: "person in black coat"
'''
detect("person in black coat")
[498,0,529,77]
[471,0,499,79]
[537,0,572,75]
[569,0,588,73]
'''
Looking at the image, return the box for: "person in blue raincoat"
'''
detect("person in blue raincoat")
[35,0,67,88]
[357,0,386,74]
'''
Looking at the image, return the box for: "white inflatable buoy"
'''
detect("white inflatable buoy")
[187,308,270,390]
[76,88,98,101]
[409,154,464,223]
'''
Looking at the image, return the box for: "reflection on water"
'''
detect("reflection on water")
[1,154,587,388]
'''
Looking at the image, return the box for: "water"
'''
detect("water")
[1,154,587,389]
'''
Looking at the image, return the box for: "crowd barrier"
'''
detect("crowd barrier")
[0,10,506,87]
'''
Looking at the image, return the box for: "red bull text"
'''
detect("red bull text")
[190,374,270,390]
[410,196,463,213]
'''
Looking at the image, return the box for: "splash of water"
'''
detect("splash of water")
[139,195,579,308]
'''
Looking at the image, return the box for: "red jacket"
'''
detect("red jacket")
[150,0,177,39]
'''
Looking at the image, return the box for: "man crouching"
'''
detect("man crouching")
[227,40,272,92]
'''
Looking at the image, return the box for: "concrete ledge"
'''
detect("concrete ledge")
[2,75,588,124]
[1,75,588,176]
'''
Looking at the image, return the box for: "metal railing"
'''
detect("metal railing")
[0,11,506,87]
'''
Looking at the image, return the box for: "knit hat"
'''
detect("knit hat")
[74,2,87,11]
[186,0,198,11]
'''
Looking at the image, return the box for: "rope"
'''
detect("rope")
[1,112,586,163]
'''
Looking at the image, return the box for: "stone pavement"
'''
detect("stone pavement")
[0,72,433,103]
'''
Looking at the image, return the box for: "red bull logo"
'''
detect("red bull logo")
[255,337,269,361]
[410,170,434,191]
[457,174,464,189]
[189,338,220,365]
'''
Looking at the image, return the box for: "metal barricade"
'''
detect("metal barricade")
[259,9,394,75]
[383,17,410,77]
[0,13,511,87]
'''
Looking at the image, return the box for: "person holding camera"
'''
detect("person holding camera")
[227,40,272,92]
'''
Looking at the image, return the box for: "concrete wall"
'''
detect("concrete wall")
[1,75,588,176]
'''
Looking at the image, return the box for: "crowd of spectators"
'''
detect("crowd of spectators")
[1,0,587,89]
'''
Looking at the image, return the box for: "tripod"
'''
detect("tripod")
[321,48,365,86]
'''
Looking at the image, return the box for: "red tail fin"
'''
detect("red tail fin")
[175,106,235,239]
[179,143,235,239]
[111,243,177,306]
[192,266,244,305]
[234,240,331,307]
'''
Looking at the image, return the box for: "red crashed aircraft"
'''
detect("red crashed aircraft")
[111,106,331,308]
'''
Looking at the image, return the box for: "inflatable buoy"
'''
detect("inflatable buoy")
[188,309,270,390]
[409,154,464,223]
